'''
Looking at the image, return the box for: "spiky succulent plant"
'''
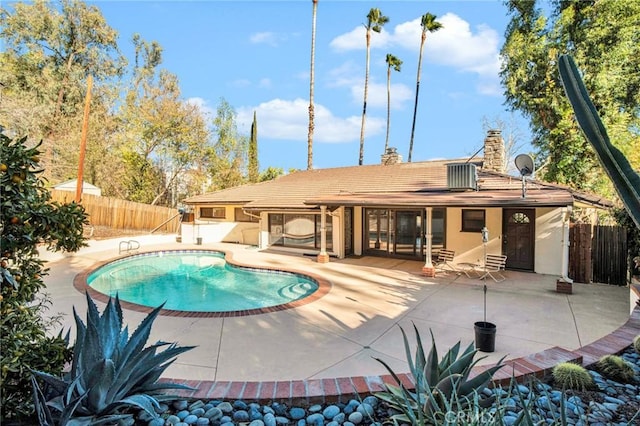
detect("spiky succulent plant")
[31,292,195,425]
[634,335,640,354]
[374,324,505,425]
[597,355,636,383]
[552,362,593,391]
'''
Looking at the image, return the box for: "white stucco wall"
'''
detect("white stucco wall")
[445,207,503,265]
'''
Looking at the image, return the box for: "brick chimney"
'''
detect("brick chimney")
[381,147,402,165]
[483,129,505,173]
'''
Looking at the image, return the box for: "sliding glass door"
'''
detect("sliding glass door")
[364,209,423,259]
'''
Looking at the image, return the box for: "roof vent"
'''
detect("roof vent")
[447,163,477,191]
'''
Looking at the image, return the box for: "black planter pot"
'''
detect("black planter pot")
[474,321,496,352]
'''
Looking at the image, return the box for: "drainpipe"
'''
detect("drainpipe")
[561,205,573,283]
[422,207,435,277]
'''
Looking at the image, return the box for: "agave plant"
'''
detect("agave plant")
[558,54,640,229]
[31,292,195,425]
[374,324,505,425]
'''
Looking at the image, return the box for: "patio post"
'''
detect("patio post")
[317,205,330,263]
[422,207,435,277]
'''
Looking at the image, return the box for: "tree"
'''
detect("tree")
[207,98,248,190]
[0,0,125,180]
[119,35,210,206]
[408,12,442,163]
[384,53,402,154]
[0,131,88,421]
[248,111,259,183]
[359,7,389,166]
[500,0,639,196]
[259,166,285,182]
[307,0,318,170]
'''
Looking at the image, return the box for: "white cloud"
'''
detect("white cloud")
[330,13,501,95]
[249,31,281,46]
[330,26,392,51]
[237,98,385,143]
[258,78,272,89]
[230,78,251,88]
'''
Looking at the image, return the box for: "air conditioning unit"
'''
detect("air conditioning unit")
[447,163,477,191]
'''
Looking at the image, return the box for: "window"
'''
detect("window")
[432,208,446,247]
[462,209,485,232]
[510,212,530,224]
[235,208,259,222]
[200,207,225,219]
[267,213,332,249]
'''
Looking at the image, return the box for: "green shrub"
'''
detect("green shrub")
[1,132,88,421]
[634,335,640,354]
[374,324,505,425]
[31,292,195,425]
[552,362,593,391]
[597,354,636,382]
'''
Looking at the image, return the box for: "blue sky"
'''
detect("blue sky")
[92,0,531,172]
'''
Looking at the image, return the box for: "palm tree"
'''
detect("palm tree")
[408,12,442,162]
[384,53,402,154]
[359,8,389,166]
[307,0,318,170]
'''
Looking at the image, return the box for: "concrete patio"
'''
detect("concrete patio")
[41,235,632,388]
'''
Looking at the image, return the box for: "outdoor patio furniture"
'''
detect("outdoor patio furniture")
[434,249,458,274]
[478,254,508,282]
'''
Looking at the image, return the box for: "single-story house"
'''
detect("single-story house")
[53,179,102,197]
[181,130,610,278]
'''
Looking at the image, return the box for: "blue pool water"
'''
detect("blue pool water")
[87,251,319,312]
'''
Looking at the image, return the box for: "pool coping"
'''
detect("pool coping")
[73,249,332,318]
[158,282,640,404]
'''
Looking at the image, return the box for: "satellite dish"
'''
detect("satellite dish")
[514,154,535,198]
[515,154,535,177]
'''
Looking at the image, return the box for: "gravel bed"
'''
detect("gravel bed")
[128,346,640,426]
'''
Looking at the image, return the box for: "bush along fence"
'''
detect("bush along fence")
[49,190,181,233]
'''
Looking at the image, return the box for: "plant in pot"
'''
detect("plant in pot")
[474,226,496,352]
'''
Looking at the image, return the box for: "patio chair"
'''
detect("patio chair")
[478,254,507,282]
[434,249,458,274]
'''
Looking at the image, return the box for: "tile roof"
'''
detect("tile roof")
[183,159,612,209]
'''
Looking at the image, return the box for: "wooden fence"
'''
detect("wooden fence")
[50,190,181,233]
[569,223,628,285]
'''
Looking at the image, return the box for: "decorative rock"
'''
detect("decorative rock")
[189,400,205,411]
[196,419,210,426]
[297,420,307,426]
[356,403,374,417]
[249,407,264,421]
[217,402,233,413]
[308,404,323,413]
[332,412,345,424]
[348,411,363,424]
[264,412,277,426]
[363,396,378,407]
[157,403,170,414]
[183,414,198,425]
[263,406,275,415]
[166,415,181,425]
[148,418,165,426]
[234,410,250,422]
[307,412,325,426]
[192,407,205,417]
[326,421,339,426]
[177,410,190,420]
[204,407,222,420]
[174,400,189,411]
[323,405,341,419]
[290,407,306,420]
[220,416,232,424]
[250,420,265,426]
[234,400,248,410]
[272,402,288,416]
[276,416,291,424]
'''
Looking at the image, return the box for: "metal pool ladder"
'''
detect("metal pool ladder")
[118,240,140,255]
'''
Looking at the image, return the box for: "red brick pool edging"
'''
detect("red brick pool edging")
[159,282,640,404]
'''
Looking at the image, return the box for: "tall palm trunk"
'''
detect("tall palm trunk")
[385,62,391,154]
[408,13,442,163]
[307,0,318,170]
[408,32,426,163]
[359,28,371,166]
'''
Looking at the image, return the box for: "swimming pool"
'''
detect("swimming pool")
[85,250,321,314]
